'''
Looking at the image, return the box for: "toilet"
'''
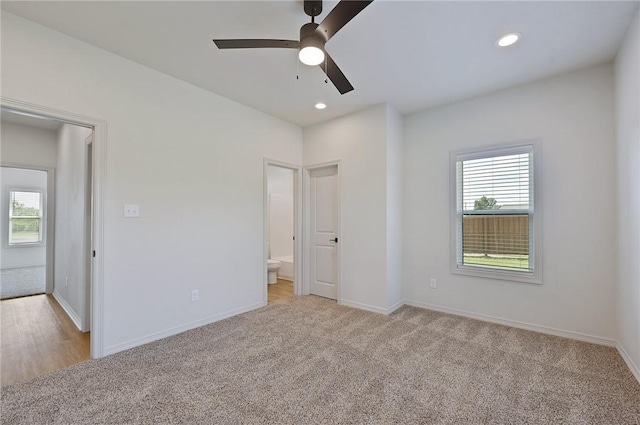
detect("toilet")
[267,259,282,284]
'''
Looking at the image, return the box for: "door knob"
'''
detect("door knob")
[330,238,338,243]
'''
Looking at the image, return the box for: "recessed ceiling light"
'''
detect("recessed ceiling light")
[315,103,327,110]
[497,33,521,47]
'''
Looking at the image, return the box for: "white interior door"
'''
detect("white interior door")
[310,166,339,299]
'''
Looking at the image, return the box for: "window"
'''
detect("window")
[450,141,541,284]
[9,190,44,246]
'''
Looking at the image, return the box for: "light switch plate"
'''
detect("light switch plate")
[124,204,140,217]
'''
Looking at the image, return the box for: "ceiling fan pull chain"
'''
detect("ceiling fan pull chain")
[296,53,300,80]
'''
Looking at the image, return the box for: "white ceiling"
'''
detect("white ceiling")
[2,1,638,127]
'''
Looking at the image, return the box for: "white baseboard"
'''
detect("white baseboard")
[103,301,265,356]
[52,290,83,331]
[617,341,640,384]
[0,264,46,270]
[277,274,293,281]
[403,299,617,347]
[386,299,405,315]
[340,298,403,315]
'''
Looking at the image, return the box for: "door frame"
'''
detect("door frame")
[303,160,342,301]
[83,134,93,331]
[1,97,107,359]
[263,158,302,304]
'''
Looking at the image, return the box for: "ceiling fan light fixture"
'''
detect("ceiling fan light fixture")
[299,46,325,66]
[298,37,325,66]
[497,33,521,47]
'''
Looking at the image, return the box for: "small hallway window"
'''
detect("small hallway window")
[9,190,44,245]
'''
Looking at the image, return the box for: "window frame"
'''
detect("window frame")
[7,187,46,247]
[449,139,542,284]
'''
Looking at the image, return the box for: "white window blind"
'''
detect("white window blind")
[461,153,530,212]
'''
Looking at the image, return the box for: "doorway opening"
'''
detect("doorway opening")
[0,101,105,384]
[1,166,50,300]
[264,160,301,304]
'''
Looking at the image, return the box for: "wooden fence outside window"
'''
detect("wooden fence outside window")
[462,215,529,256]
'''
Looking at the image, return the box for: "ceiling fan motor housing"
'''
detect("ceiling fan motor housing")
[300,22,327,47]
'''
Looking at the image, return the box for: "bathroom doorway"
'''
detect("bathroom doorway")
[264,160,301,304]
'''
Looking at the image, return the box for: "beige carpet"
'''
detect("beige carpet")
[1,266,46,299]
[2,296,639,424]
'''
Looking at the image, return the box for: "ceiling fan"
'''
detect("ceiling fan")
[212,0,373,95]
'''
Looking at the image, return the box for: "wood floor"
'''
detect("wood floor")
[268,279,294,302]
[1,294,90,386]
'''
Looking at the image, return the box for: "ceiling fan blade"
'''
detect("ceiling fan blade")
[319,53,354,95]
[315,1,373,42]
[213,39,299,49]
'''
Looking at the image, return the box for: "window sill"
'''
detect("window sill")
[6,243,45,249]
[451,264,542,285]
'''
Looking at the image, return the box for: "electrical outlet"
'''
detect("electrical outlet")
[65,277,69,287]
[430,278,437,289]
[191,290,199,302]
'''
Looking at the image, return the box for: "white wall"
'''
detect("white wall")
[53,123,92,331]
[615,9,640,378]
[1,12,303,354]
[403,64,617,340]
[0,167,48,269]
[267,165,294,197]
[0,120,58,168]
[267,165,294,259]
[304,104,404,313]
[386,106,404,309]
